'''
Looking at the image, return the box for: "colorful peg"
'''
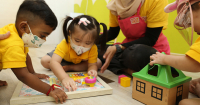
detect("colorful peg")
[69,74,72,77]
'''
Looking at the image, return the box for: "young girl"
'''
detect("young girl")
[41,15,107,92]
[150,0,200,105]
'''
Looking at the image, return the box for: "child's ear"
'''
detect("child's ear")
[18,21,30,34]
[69,30,71,35]
[164,1,178,13]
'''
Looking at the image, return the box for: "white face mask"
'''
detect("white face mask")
[70,37,91,55]
[22,24,45,48]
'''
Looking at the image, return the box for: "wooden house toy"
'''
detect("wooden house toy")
[132,64,191,105]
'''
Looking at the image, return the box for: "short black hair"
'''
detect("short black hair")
[16,0,57,30]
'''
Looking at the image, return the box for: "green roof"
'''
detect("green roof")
[132,64,192,89]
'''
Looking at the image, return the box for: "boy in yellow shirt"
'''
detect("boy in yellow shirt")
[0,0,67,103]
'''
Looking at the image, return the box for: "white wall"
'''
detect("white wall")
[0,0,74,45]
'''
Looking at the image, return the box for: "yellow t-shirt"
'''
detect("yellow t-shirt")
[186,36,200,63]
[109,0,168,29]
[54,39,98,64]
[0,24,29,69]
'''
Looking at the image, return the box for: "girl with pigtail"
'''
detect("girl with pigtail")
[41,15,107,91]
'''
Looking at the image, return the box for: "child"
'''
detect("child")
[0,0,67,103]
[41,15,107,92]
[150,0,200,105]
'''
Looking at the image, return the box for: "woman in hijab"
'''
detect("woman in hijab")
[98,0,170,75]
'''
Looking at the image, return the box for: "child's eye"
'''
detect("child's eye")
[86,42,92,45]
[41,35,46,38]
[75,40,80,42]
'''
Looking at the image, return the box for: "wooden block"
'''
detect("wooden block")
[120,77,131,87]
[118,75,127,83]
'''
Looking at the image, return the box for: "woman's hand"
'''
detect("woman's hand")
[100,45,117,73]
[0,32,10,39]
[88,70,97,77]
[61,77,77,92]
[150,52,166,66]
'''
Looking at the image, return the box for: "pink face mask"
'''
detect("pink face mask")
[164,0,200,46]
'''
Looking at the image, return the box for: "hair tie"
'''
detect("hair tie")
[78,18,90,26]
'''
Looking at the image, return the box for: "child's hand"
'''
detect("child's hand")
[150,52,166,66]
[88,70,97,77]
[0,31,10,40]
[189,78,200,97]
[49,88,67,104]
[62,77,77,92]
[190,82,200,97]
[33,73,49,79]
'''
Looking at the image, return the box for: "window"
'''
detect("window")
[136,80,145,94]
[151,86,163,101]
[177,85,183,97]
[176,85,183,105]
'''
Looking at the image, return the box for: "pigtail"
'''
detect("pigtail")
[99,23,108,55]
[63,16,73,43]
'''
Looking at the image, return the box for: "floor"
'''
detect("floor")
[0,44,199,105]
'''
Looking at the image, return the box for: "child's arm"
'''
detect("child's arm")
[50,54,77,92]
[87,45,98,77]
[150,52,200,72]
[87,63,98,77]
[12,67,67,103]
[26,53,49,79]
